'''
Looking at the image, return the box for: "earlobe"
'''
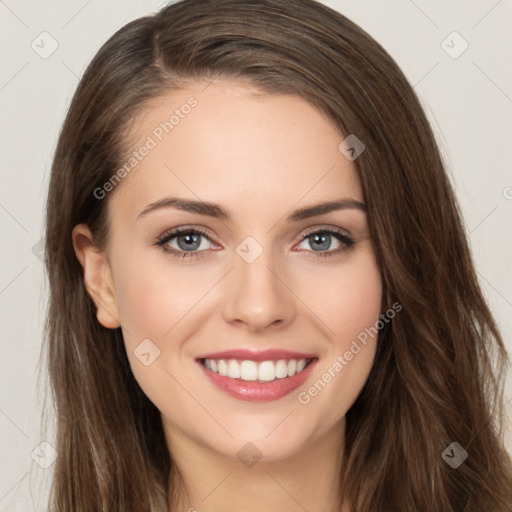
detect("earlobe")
[72,224,121,329]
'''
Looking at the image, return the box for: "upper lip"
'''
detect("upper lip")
[196,349,317,362]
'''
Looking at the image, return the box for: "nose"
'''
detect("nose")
[222,245,296,333]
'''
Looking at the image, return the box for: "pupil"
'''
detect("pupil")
[311,233,330,251]
[179,233,200,251]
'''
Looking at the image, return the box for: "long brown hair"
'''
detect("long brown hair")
[42,0,512,510]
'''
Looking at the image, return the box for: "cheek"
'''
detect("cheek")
[333,269,382,344]
[299,251,383,345]
[111,248,203,342]
[114,267,170,340]
[293,253,382,417]
[110,253,194,402]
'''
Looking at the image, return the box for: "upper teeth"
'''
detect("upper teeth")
[203,358,309,382]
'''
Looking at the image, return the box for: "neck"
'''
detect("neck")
[164,419,347,512]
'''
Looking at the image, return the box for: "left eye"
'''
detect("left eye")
[295,229,356,259]
[297,230,346,252]
[155,227,216,259]
[161,229,212,253]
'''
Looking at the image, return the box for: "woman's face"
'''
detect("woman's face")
[78,79,382,462]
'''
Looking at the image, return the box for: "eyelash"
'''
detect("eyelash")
[154,226,356,261]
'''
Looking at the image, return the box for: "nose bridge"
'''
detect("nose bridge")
[222,234,295,331]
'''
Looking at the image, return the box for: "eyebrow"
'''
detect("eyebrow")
[137,196,367,222]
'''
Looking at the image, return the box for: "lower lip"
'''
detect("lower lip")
[198,359,317,402]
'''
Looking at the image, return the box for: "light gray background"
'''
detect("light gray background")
[1,0,511,510]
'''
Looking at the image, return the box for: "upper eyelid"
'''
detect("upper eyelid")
[300,225,351,237]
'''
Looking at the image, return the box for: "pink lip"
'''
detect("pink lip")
[196,348,317,362]
[197,358,318,402]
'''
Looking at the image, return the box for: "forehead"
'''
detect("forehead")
[109,79,363,222]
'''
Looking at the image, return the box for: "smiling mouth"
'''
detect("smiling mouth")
[199,357,316,383]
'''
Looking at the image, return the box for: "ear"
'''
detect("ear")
[72,224,121,329]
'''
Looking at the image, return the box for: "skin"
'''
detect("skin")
[73,79,383,512]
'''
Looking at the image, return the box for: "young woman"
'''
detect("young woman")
[42,0,512,510]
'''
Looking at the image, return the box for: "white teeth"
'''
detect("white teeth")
[287,359,297,376]
[218,359,228,376]
[202,357,312,382]
[227,359,240,379]
[258,361,275,381]
[275,359,288,379]
[240,360,258,381]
